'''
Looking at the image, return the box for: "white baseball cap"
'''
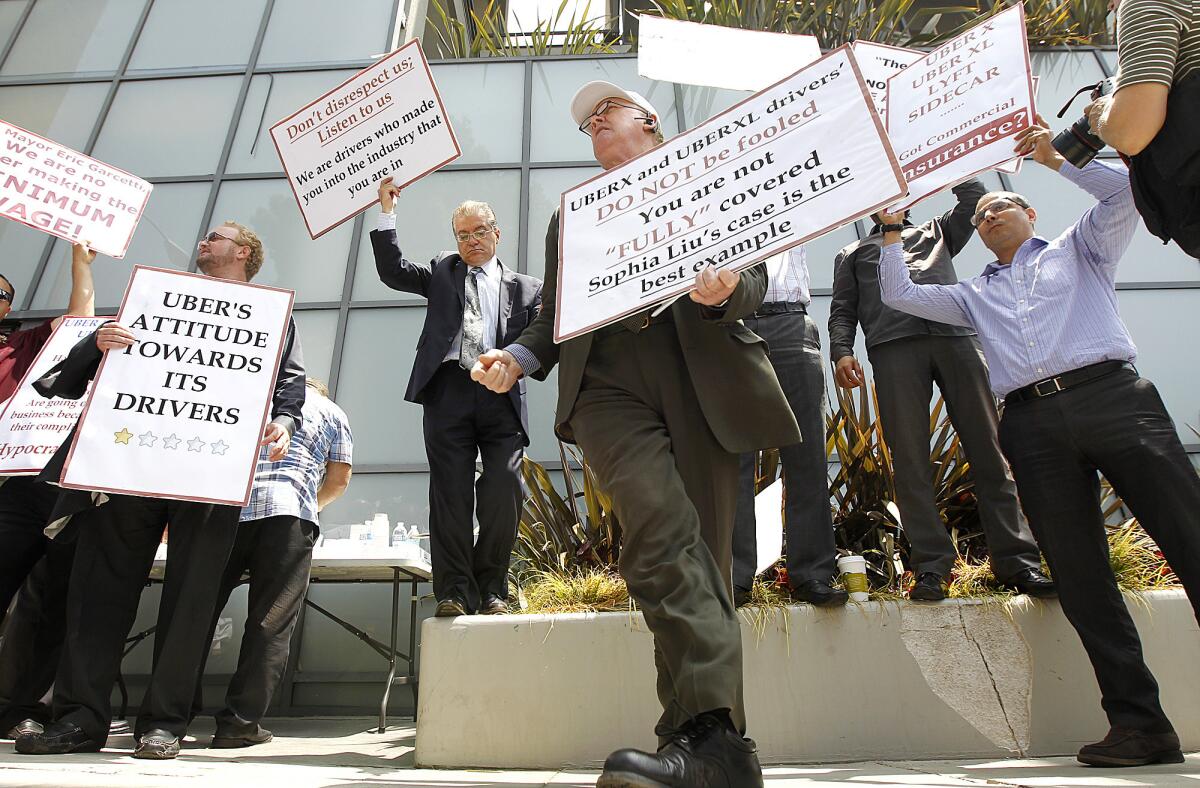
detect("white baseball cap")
[569,80,660,128]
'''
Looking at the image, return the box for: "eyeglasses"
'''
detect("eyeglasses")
[454,227,495,244]
[971,198,1029,227]
[0,289,11,304]
[197,230,243,247]
[578,99,643,135]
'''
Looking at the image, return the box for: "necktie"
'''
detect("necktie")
[460,267,484,370]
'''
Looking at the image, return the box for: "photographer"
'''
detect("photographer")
[1085,0,1199,255]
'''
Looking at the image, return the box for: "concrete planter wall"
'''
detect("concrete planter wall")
[415,590,1199,769]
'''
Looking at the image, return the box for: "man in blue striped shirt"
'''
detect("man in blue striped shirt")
[877,117,1200,768]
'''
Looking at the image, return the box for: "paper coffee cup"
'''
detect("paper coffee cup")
[837,554,870,602]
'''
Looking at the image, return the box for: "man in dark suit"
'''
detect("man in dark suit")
[370,180,542,617]
[472,82,800,788]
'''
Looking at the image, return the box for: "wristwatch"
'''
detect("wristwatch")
[879,223,904,233]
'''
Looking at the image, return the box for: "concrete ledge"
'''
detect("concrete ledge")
[415,590,1200,769]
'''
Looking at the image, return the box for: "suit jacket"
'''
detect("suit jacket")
[370,229,543,445]
[515,210,800,453]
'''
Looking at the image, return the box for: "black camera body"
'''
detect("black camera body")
[1051,77,1116,168]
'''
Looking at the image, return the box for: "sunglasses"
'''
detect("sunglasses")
[197,230,243,247]
[0,289,12,304]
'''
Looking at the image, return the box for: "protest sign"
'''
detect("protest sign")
[0,121,152,258]
[270,40,460,239]
[59,267,294,505]
[555,46,906,342]
[637,15,821,92]
[0,317,109,475]
[850,40,924,121]
[885,4,1035,210]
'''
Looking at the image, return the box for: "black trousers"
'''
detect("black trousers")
[0,477,63,624]
[51,495,240,743]
[422,362,524,611]
[191,515,316,728]
[998,367,1200,733]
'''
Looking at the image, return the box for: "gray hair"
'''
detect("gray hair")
[450,201,498,231]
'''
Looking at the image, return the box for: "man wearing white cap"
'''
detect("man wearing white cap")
[472,81,799,787]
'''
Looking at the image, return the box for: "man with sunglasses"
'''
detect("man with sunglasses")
[13,222,305,760]
[472,82,799,787]
[829,181,1053,603]
[370,181,542,616]
[878,118,1200,768]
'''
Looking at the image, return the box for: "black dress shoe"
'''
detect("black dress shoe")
[1078,727,1184,767]
[134,728,181,760]
[791,579,849,607]
[5,719,43,739]
[14,721,102,755]
[999,567,1057,598]
[909,572,947,601]
[434,597,468,617]
[211,722,273,749]
[480,595,508,615]
[596,709,764,788]
[732,587,752,608]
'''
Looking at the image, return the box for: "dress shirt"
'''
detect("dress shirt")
[828,179,983,362]
[240,392,353,526]
[878,159,1139,398]
[762,246,811,305]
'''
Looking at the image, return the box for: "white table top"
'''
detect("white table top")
[150,544,432,581]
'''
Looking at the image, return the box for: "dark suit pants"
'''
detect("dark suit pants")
[569,322,744,736]
[869,335,1040,579]
[733,312,834,591]
[190,515,316,728]
[0,477,62,624]
[998,367,1200,734]
[423,362,524,611]
[51,495,239,744]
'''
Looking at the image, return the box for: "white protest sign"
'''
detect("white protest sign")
[850,40,924,121]
[556,46,906,342]
[60,267,294,505]
[637,15,821,92]
[0,121,152,258]
[270,40,460,239]
[885,4,1035,211]
[0,317,109,475]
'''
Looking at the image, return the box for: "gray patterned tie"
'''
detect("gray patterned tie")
[460,267,484,370]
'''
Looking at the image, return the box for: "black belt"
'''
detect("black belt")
[753,301,807,317]
[1004,360,1133,405]
[596,311,672,338]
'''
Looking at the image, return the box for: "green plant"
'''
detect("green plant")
[521,567,631,613]
[426,0,618,58]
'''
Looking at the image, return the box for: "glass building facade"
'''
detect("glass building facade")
[2,0,1197,712]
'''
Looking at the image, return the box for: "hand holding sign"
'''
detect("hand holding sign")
[690,264,740,306]
[1013,114,1064,170]
[378,176,400,214]
[95,322,135,352]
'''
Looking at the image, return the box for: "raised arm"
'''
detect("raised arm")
[369,177,434,297]
[877,216,973,328]
[936,179,986,256]
[50,242,97,330]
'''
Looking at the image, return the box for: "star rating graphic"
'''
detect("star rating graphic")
[163,433,182,450]
[187,436,206,453]
[114,428,133,445]
[137,430,158,447]
[210,440,230,456]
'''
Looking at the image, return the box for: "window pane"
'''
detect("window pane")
[335,308,427,465]
[1117,289,1200,444]
[530,58,679,162]
[292,309,338,385]
[431,62,525,165]
[0,83,110,150]
[0,1,29,52]
[1099,50,1117,75]
[1030,51,1107,125]
[127,0,266,71]
[353,169,522,301]
[317,472,429,537]
[209,179,353,303]
[91,76,241,178]
[2,0,143,76]
[257,0,392,66]
[803,224,863,292]
[226,70,358,174]
[0,221,50,308]
[679,84,748,127]
[525,166,600,281]
[524,366,560,462]
[30,181,208,312]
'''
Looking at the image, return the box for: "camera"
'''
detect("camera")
[1051,78,1116,168]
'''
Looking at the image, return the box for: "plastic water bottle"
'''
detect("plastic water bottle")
[391,520,408,548]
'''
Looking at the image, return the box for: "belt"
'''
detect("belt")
[1004,360,1133,405]
[753,301,807,317]
[596,311,672,338]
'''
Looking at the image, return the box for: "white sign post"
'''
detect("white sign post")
[885,4,1036,211]
[270,39,460,239]
[0,317,109,475]
[555,46,906,342]
[637,16,821,92]
[0,121,152,258]
[60,267,294,505]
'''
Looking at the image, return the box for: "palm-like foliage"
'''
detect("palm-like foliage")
[427,0,618,58]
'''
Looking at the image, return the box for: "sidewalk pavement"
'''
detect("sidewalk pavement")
[2,717,1198,787]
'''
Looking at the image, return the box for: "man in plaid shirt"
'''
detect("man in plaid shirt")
[194,377,353,748]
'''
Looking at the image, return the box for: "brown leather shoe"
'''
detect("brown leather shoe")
[1078,727,1184,767]
[434,597,468,617]
[480,595,508,614]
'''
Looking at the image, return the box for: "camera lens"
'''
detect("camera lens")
[1052,118,1106,168]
